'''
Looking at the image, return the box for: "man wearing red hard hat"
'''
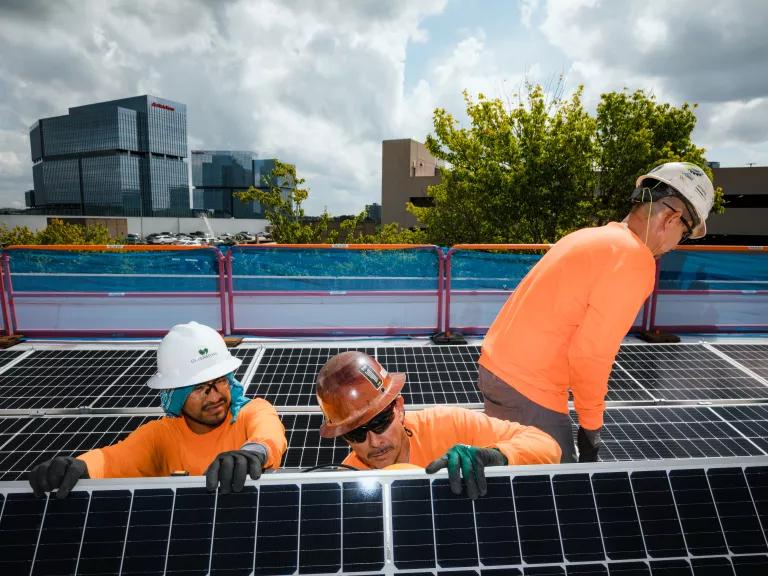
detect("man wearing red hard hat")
[316,351,561,499]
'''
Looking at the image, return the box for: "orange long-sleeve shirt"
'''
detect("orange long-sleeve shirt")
[77,398,286,478]
[480,222,655,430]
[341,405,561,469]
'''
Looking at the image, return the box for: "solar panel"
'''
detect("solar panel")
[389,463,768,573]
[0,349,147,410]
[0,461,766,575]
[605,362,655,402]
[376,345,482,405]
[615,344,768,401]
[248,347,375,407]
[713,343,768,381]
[592,406,767,462]
[279,413,348,469]
[712,404,768,455]
[0,349,24,369]
[0,415,157,481]
[92,346,259,409]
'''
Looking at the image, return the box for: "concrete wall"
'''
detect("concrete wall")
[0,214,269,237]
[381,139,441,228]
[708,166,768,237]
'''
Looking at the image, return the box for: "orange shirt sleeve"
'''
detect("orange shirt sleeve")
[441,408,561,465]
[77,419,164,478]
[241,398,287,469]
[568,260,654,430]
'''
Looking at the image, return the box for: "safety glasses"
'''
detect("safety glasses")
[190,375,229,399]
[342,401,397,443]
[661,201,694,242]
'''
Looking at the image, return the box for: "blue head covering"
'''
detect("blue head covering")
[160,372,250,423]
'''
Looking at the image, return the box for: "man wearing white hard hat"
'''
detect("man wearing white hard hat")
[479,162,715,463]
[28,321,287,498]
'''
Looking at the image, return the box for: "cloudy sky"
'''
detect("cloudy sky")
[1,0,767,214]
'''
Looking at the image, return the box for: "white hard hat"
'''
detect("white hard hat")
[146,321,241,390]
[635,162,715,239]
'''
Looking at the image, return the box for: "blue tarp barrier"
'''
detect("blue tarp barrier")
[5,249,220,292]
[449,250,544,290]
[230,247,440,291]
[659,251,768,291]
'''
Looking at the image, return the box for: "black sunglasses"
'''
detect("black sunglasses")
[661,201,694,242]
[342,401,397,443]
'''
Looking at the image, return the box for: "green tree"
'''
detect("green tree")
[411,85,598,245]
[235,160,329,243]
[0,224,37,247]
[0,219,115,246]
[236,160,424,244]
[35,219,114,245]
[411,85,724,245]
[595,89,724,223]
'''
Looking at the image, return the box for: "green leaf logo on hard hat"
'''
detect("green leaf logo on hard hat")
[199,348,208,356]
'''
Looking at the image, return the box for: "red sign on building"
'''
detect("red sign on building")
[151,102,175,112]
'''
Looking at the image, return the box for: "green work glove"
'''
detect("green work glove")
[425,444,508,499]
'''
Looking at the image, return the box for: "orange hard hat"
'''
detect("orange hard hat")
[316,351,405,438]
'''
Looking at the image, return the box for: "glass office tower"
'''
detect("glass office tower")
[191,151,293,218]
[29,95,189,217]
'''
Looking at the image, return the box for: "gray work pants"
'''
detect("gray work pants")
[478,365,577,463]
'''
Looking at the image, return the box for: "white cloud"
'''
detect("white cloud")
[0,0,447,214]
[540,0,768,162]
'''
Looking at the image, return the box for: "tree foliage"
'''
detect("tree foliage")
[236,160,423,244]
[411,85,725,245]
[0,219,115,247]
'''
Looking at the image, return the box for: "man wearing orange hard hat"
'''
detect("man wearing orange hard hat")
[316,351,561,499]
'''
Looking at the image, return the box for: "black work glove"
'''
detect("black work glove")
[425,444,508,499]
[577,427,601,463]
[205,449,265,494]
[28,456,89,499]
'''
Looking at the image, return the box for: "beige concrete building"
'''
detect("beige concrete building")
[381,139,442,228]
[380,142,767,242]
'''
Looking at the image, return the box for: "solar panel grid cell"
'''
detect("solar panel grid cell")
[0,415,158,481]
[377,346,483,405]
[248,347,375,407]
[711,405,768,454]
[712,344,768,381]
[0,349,147,410]
[0,350,24,369]
[594,407,766,462]
[616,345,768,402]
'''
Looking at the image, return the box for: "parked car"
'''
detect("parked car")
[124,233,142,244]
[149,234,175,245]
[236,231,256,242]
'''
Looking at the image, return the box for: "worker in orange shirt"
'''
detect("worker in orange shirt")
[316,351,561,499]
[479,162,715,462]
[28,321,286,498]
